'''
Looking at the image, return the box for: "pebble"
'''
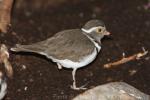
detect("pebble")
[24,86,28,91]
[129,70,137,76]
[22,65,26,70]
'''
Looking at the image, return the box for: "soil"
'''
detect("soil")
[0,0,150,100]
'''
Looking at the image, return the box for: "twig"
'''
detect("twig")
[0,0,14,33]
[104,47,148,68]
[0,44,13,78]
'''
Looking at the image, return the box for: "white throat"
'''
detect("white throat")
[81,28,101,52]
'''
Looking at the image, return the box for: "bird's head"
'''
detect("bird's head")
[82,19,111,43]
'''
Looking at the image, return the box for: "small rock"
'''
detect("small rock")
[17,88,21,92]
[129,70,137,76]
[145,57,150,61]
[24,86,28,91]
[79,12,84,18]
[29,78,34,82]
[22,65,26,70]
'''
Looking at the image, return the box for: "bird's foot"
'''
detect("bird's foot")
[70,84,87,90]
[71,68,88,90]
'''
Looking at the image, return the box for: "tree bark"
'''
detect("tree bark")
[0,0,13,33]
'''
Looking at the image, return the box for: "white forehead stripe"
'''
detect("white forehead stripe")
[81,26,105,33]
[81,27,99,33]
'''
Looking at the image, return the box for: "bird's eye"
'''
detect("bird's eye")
[97,28,102,33]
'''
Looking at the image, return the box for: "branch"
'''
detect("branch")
[104,48,148,68]
[0,0,13,33]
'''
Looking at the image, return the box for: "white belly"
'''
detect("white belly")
[41,47,100,69]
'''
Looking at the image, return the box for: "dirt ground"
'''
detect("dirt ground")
[0,0,150,100]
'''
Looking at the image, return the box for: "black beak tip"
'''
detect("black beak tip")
[105,33,113,40]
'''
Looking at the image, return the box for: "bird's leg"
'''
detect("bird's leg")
[57,63,62,69]
[71,68,87,90]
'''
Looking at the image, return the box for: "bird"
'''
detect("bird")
[11,19,111,90]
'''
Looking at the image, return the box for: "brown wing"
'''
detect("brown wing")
[12,29,95,62]
[44,29,95,61]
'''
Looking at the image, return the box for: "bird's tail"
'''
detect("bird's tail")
[10,44,44,53]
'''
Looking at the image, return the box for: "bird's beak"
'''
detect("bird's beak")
[104,30,113,39]
[104,30,111,36]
